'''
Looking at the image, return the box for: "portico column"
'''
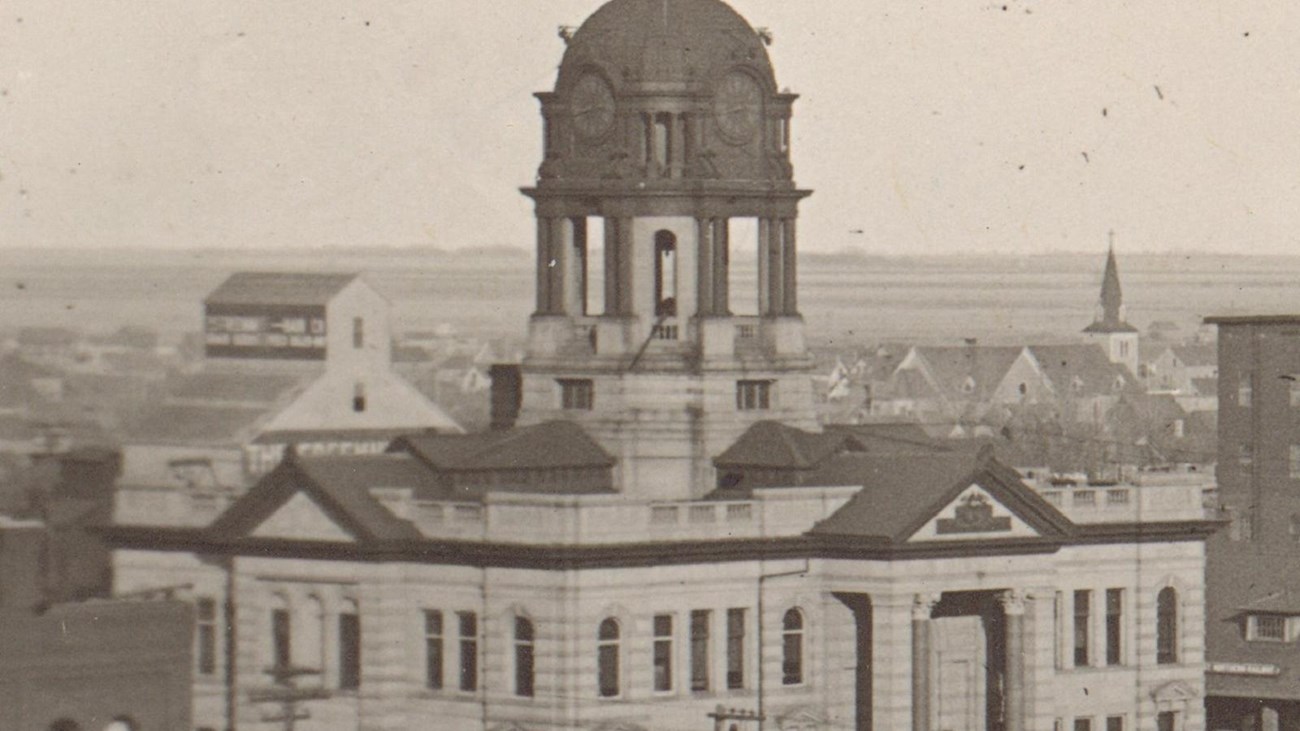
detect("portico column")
[604,217,621,315]
[911,593,940,731]
[757,218,771,315]
[547,217,567,315]
[617,216,635,315]
[1000,589,1027,731]
[767,218,785,315]
[535,217,553,314]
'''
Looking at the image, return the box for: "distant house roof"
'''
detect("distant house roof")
[391,421,615,472]
[205,272,359,307]
[1028,344,1136,396]
[913,345,1025,398]
[121,404,269,445]
[1190,377,1218,396]
[714,421,857,470]
[1170,344,1217,368]
[167,372,307,404]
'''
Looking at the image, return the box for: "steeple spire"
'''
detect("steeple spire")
[1084,232,1137,334]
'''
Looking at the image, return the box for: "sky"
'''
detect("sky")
[1,0,1297,256]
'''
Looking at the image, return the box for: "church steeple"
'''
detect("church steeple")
[1083,233,1139,376]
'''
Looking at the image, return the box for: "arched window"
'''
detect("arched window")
[270,594,292,671]
[1157,587,1178,664]
[338,598,361,690]
[782,608,805,685]
[653,230,677,317]
[515,616,535,697]
[597,617,621,698]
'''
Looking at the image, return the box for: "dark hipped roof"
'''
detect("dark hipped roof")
[205,272,358,307]
[209,453,427,542]
[1206,547,1300,700]
[392,421,615,471]
[714,421,857,469]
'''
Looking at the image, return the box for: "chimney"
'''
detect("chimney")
[489,364,522,431]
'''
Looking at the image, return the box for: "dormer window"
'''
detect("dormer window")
[1247,614,1288,642]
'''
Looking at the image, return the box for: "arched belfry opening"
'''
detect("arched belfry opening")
[517,0,818,499]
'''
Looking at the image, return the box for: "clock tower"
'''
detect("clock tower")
[519,0,815,500]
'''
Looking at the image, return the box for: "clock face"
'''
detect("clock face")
[570,74,615,139]
[714,72,762,141]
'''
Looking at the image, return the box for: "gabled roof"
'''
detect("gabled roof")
[207,453,427,542]
[205,272,358,307]
[392,421,615,471]
[714,421,858,469]
[824,422,944,453]
[808,450,1073,543]
[911,345,1025,399]
[1028,344,1136,396]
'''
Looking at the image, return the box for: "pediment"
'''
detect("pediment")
[908,483,1039,542]
[1151,679,1200,702]
[250,491,356,543]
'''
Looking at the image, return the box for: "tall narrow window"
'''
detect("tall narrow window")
[1073,590,1091,667]
[1074,720,1092,731]
[1156,712,1176,731]
[1238,372,1252,407]
[339,602,361,690]
[1289,445,1300,479]
[641,113,653,169]
[690,610,710,692]
[1106,717,1123,731]
[782,608,804,685]
[1105,589,1123,666]
[598,618,620,698]
[353,317,364,349]
[726,608,745,689]
[653,614,673,692]
[653,113,672,176]
[458,611,478,691]
[515,616,535,697]
[654,230,677,317]
[353,382,366,412]
[425,610,444,689]
[1157,588,1178,664]
[196,597,217,676]
[271,603,292,670]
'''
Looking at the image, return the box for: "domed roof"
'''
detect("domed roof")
[558,0,774,90]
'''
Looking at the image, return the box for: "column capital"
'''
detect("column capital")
[999,589,1028,616]
[911,592,941,620]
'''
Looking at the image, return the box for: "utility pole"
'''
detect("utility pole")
[249,665,331,731]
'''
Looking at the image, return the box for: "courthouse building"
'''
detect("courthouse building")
[107,1,1217,730]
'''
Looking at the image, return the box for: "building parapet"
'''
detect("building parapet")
[373,486,859,545]
[1034,481,1211,523]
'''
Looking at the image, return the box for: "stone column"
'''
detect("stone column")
[547,217,567,315]
[563,217,586,316]
[767,218,785,315]
[618,216,636,315]
[1000,590,1027,731]
[911,593,940,731]
[604,217,620,316]
[536,217,553,314]
[782,218,798,315]
[712,218,730,315]
[757,218,772,315]
[697,217,715,316]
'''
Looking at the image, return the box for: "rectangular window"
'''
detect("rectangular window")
[1291,381,1300,408]
[1075,719,1092,731]
[736,380,772,410]
[1238,443,1253,467]
[353,382,366,413]
[458,611,478,692]
[1156,712,1176,731]
[1105,589,1123,666]
[339,611,361,690]
[559,379,594,410]
[726,608,745,689]
[1073,590,1091,667]
[1290,445,1300,479]
[690,610,710,692]
[425,610,444,689]
[1106,717,1124,731]
[1250,614,1287,641]
[353,317,364,349]
[196,597,217,676]
[1238,372,1252,407]
[653,614,673,692]
[272,608,292,670]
